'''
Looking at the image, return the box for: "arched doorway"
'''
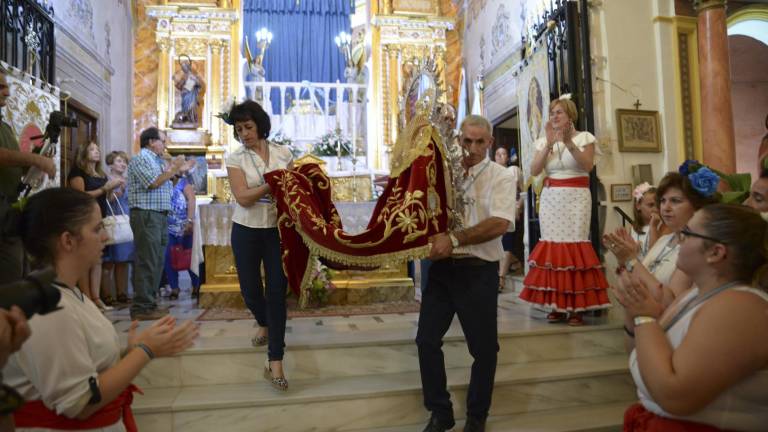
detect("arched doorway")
[728,6,768,177]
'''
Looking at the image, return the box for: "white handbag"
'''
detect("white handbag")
[103,195,134,246]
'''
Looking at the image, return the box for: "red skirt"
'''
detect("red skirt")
[519,240,611,312]
[623,403,736,432]
[519,176,610,312]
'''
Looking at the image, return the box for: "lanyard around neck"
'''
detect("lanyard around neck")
[463,159,491,193]
[663,280,742,331]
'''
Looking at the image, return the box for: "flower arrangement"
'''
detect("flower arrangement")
[307,258,335,306]
[270,131,303,158]
[678,159,751,204]
[312,130,352,157]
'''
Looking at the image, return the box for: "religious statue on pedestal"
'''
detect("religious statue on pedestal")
[172,54,206,128]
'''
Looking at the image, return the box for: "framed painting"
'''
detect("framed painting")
[616,109,662,152]
[611,183,633,202]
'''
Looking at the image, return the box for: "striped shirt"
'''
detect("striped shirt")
[127,148,172,211]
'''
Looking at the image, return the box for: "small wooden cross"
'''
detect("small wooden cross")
[633,99,642,110]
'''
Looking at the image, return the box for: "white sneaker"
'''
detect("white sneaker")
[95,299,115,311]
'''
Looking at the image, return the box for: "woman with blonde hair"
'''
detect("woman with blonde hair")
[519,96,611,326]
[68,142,123,311]
[617,204,768,431]
[629,183,659,259]
[102,151,134,304]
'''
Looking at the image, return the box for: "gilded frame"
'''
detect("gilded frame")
[616,109,662,153]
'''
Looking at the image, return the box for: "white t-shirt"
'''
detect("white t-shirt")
[3,285,125,431]
[225,142,293,228]
[534,131,597,179]
[452,157,517,262]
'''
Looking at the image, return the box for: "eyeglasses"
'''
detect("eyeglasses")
[680,225,726,244]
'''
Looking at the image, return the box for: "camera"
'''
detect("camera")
[43,110,78,145]
[0,268,61,319]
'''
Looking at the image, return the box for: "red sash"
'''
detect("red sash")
[544,176,590,188]
[624,403,736,432]
[14,384,141,431]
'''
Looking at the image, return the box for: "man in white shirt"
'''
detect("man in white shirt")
[416,115,517,432]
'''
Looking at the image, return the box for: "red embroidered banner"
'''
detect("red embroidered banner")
[264,123,452,307]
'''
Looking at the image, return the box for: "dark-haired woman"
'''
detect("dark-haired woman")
[225,100,293,391]
[605,171,719,311]
[617,204,768,431]
[3,188,198,431]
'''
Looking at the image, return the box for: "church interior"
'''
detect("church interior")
[1,0,767,430]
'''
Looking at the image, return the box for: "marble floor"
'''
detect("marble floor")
[104,287,624,351]
[105,285,632,431]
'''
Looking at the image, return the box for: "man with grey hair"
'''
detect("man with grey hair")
[416,114,517,432]
[0,65,56,284]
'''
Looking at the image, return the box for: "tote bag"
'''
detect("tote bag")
[103,195,134,246]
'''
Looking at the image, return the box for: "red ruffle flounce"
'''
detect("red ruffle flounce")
[519,240,611,312]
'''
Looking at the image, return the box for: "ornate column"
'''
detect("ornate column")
[694,0,735,172]
[156,39,170,128]
[210,40,223,145]
[387,46,400,148]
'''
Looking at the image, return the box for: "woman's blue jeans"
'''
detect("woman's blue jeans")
[230,223,287,361]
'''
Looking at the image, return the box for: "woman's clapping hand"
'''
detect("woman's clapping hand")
[613,270,663,319]
[127,315,199,358]
[602,227,639,265]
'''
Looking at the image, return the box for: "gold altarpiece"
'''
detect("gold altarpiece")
[146,0,238,157]
[140,0,460,308]
[369,0,454,169]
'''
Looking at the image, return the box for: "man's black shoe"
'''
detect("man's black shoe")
[463,416,486,432]
[422,415,455,432]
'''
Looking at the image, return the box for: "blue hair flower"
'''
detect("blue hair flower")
[688,167,720,197]
[678,159,700,177]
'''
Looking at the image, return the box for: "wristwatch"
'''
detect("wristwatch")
[633,316,656,327]
[448,232,460,249]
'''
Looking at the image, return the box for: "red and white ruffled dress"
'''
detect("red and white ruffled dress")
[519,131,611,312]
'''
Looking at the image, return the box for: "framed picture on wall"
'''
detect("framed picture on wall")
[611,183,633,202]
[616,109,662,152]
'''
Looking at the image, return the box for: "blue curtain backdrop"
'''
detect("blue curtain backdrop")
[243,0,354,114]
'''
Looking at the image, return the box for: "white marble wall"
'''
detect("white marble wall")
[50,0,133,156]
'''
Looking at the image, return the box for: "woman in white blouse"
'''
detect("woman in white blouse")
[225,100,293,391]
[616,204,768,431]
[519,96,611,326]
[605,172,718,309]
[4,188,198,431]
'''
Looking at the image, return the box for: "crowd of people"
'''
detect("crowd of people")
[0,60,766,431]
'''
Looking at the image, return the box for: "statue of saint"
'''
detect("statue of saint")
[172,54,206,128]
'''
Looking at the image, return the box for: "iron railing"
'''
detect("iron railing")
[0,0,55,84]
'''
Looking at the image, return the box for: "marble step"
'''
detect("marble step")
[133,354,635,432]
[355,401,626,432]
[134,321,625,389]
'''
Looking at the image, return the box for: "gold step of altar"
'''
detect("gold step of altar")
[200,246,415,308]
